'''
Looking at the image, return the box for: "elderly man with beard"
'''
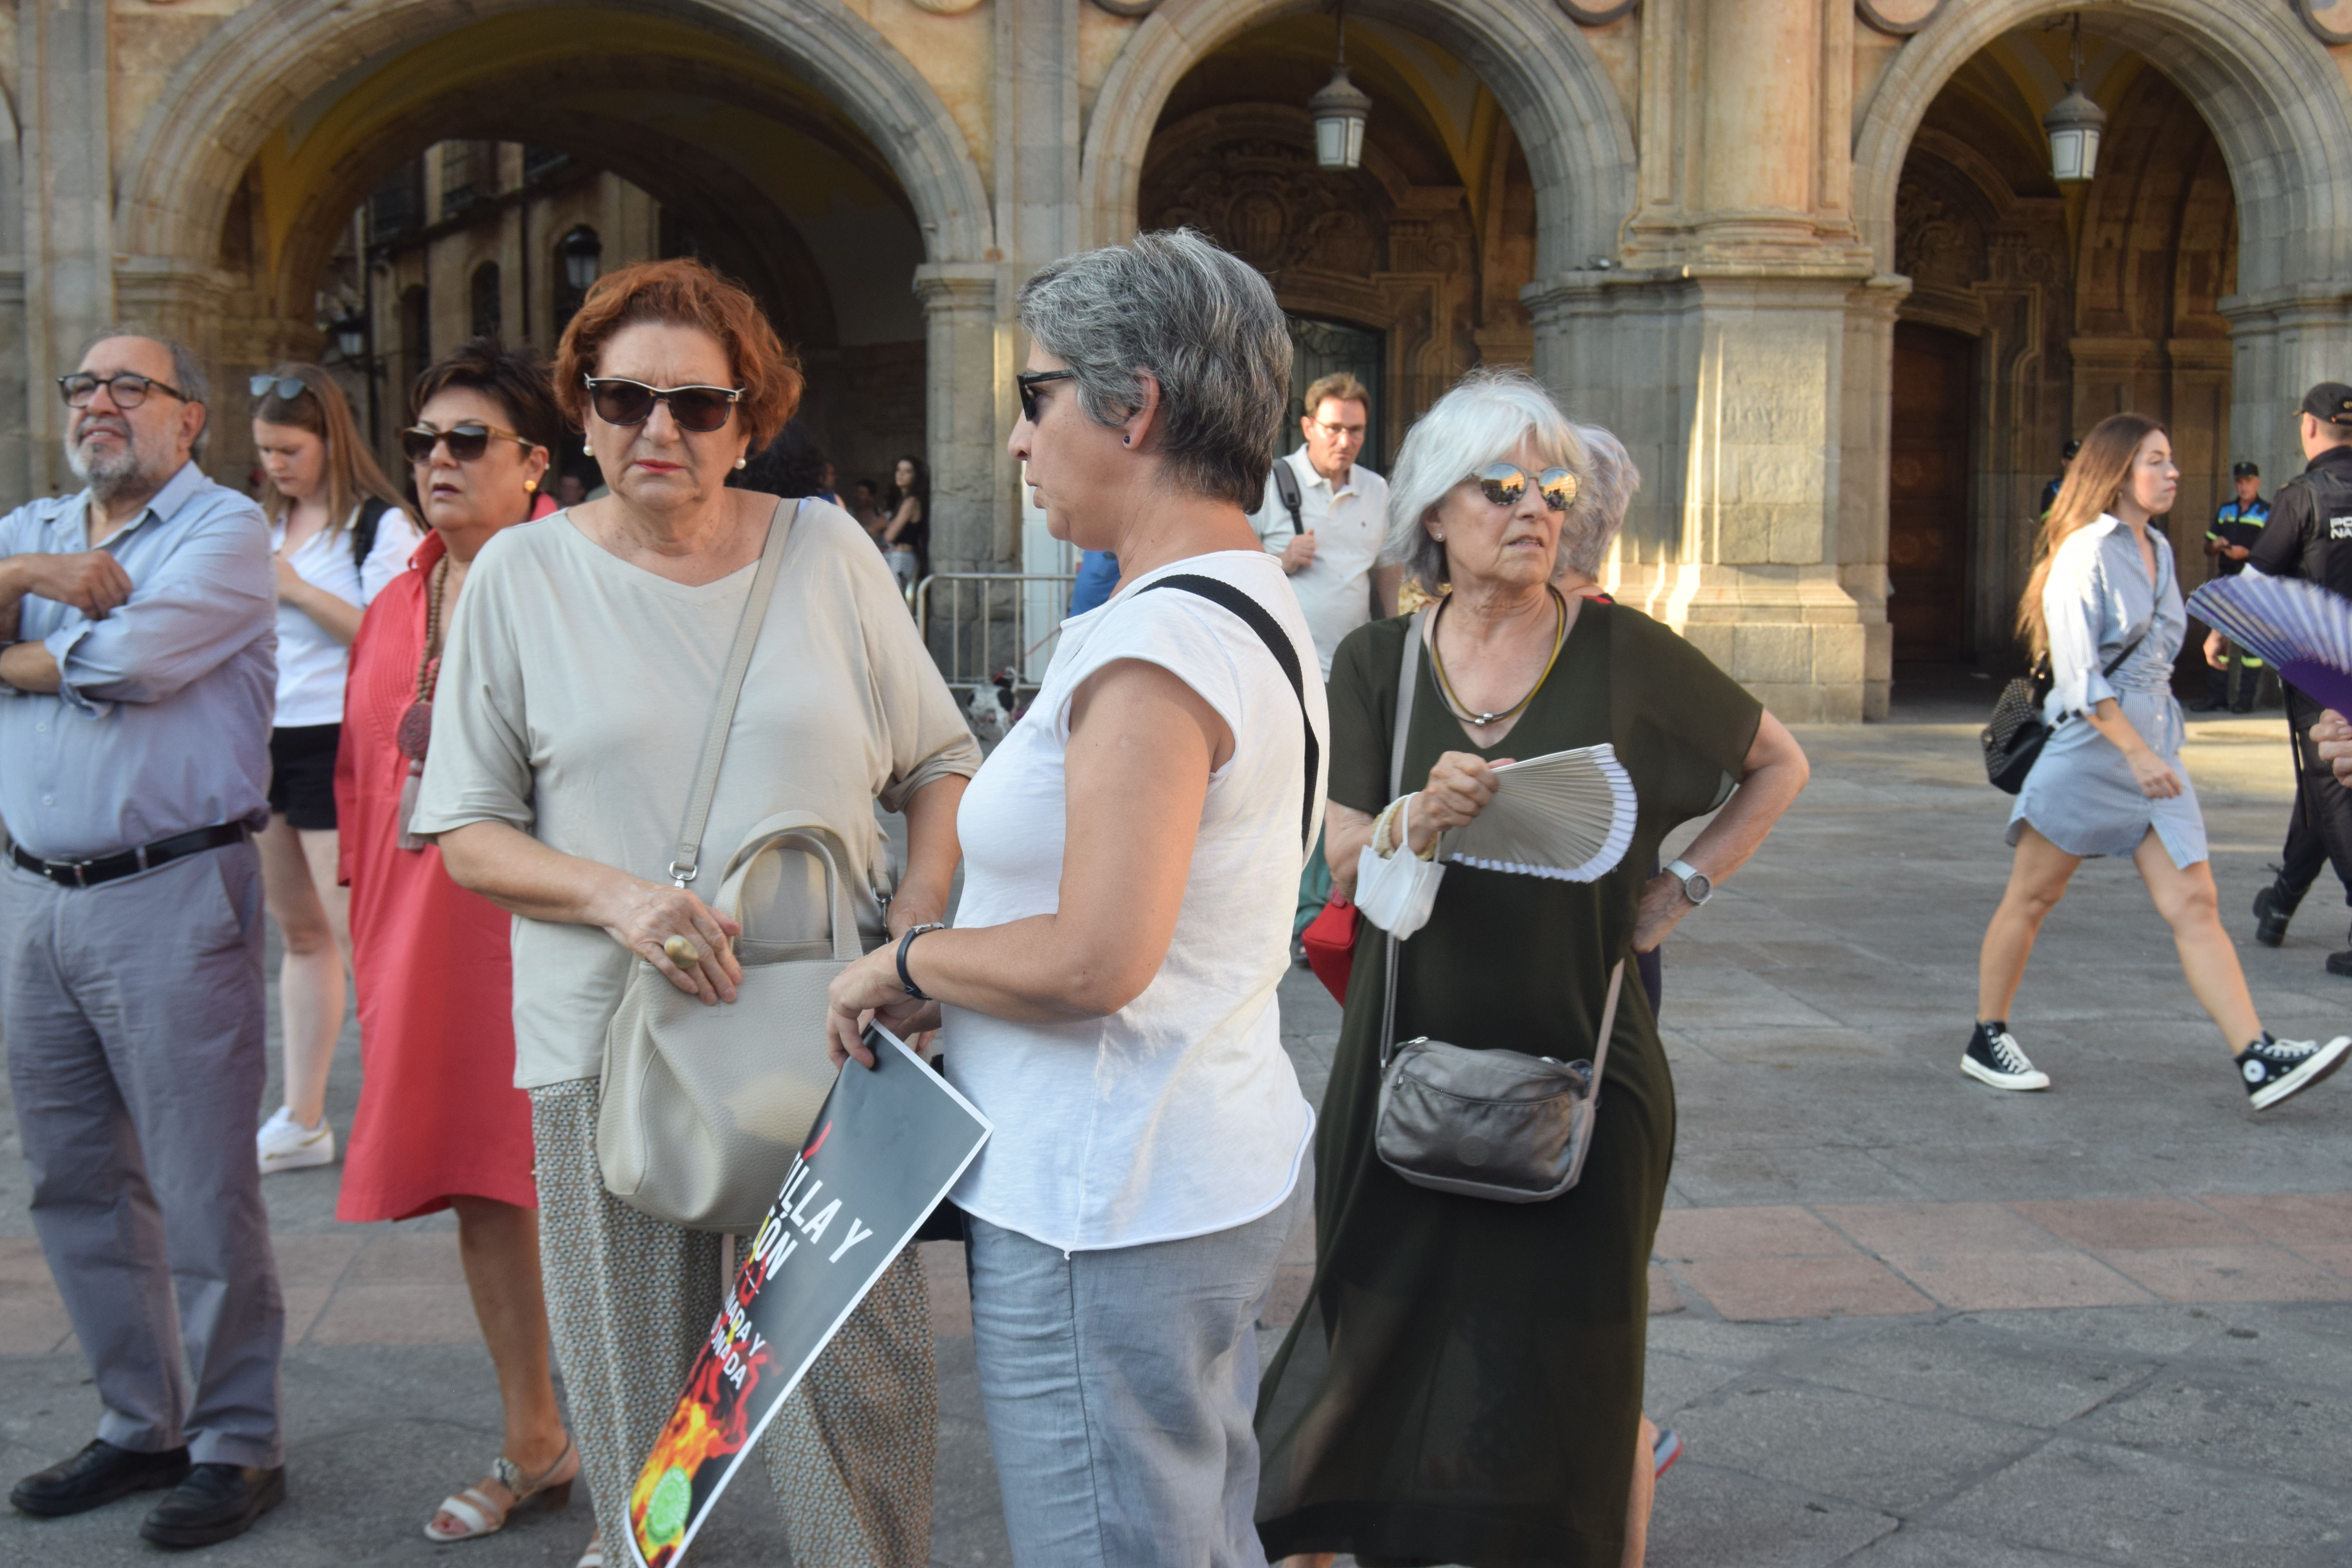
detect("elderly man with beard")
[0,330,287,1549]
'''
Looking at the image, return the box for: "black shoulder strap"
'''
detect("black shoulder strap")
[1139,573,1319,854]
[1272,459,1303,530]
[352,497,390,572]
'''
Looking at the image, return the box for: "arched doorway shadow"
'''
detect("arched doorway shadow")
[1855,0,2352,498]
[1081,0,1633,288]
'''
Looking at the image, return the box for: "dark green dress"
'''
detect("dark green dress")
[1255,601,1761,1568]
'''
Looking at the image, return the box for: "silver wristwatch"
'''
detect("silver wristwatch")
[1664,858,1713,906]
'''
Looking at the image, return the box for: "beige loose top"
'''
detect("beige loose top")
[410,499,982,1088]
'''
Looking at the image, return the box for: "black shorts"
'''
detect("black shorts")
[267,724,341,831]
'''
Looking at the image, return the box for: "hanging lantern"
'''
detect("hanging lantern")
[1310,4,1370,171]
[560,225,604,293]
[331,312,368,363]
[2043,15,2106,184]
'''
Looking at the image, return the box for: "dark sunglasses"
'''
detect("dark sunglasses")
[1474,462,1580,512]
[57,372,191,410]
[583,376,741,433]
[401,421,534,465]
[250,374,311,403]
[1016,370,1076,424]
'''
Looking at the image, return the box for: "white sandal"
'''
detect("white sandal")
[423,1437,579,1543]
[577,1533,606,1568]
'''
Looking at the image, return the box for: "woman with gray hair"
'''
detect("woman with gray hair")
[1254,370,1808,1568]
[827,229,1326,1566]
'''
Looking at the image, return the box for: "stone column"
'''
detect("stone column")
[913,263,1002,574]
[2221,289,2352,494]
[1530,0,1889,721]
[18,0,117,496]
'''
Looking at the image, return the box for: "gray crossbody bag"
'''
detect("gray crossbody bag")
[1372,608,1628,1203]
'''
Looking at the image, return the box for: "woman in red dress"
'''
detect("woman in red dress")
[335,339,577,1545]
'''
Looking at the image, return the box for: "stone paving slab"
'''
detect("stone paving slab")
[8,708,2352,1564]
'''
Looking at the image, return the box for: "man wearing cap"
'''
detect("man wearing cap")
[2224,383,2352,972]
[2195,459,2273,712]
[0,329,288,1546]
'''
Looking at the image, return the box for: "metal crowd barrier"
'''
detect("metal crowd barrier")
[913,572,1076,720]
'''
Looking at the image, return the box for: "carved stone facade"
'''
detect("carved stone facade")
[4,0,2350,719]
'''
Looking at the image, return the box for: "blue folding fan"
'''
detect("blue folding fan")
[2187,574,2352,715]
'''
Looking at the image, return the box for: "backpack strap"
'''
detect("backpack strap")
[1138,573,1318,855]
[1272,457,1304,534]
[351,496,390,573]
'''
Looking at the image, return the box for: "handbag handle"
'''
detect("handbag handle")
[666,498,801,886]
[712,810,861,963]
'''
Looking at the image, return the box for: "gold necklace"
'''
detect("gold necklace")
[1429,586,1570,728]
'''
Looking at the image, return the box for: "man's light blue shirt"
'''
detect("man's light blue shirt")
[0,461,276,861]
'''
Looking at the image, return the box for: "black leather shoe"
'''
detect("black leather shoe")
[11,1439,190,1517]
[2327,946,2352,980]
[138,1463,285,1549]
[2254,880,2298,948]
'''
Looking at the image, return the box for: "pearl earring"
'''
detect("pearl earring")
[581,440,593,457]
[1434,532,1445,541]
[735,457,747,470]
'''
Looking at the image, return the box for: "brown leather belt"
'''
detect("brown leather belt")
[7,821,250,889]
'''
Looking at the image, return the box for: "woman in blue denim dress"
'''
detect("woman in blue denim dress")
[1969,412,2350,1111]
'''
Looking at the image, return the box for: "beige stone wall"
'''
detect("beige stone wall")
[6,0,2352,719]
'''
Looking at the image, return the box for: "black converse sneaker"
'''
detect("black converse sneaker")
[1962,1021,2050,1091]
[2236,1034,2352,1111]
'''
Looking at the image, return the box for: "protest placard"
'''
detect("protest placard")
[625,1026,990,1568]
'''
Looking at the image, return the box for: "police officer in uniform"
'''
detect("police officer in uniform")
[2196,459,2272,712]
[2221,383,2352,971]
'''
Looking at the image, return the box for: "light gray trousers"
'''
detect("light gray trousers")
[965,1173,1308,1568]
[0,844,284,1467]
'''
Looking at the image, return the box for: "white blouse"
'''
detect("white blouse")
[942,550,1326,1253]
[270,503,423,728]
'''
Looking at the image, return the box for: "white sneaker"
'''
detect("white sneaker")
[256,1106,335,1173]
[1962,1022,2050,1091]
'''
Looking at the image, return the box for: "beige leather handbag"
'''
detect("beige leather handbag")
[596,499,862,1232]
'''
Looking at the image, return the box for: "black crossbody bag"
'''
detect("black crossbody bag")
[1981,632,2145,794]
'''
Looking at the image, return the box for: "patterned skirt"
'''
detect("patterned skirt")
[529,1078,936,1565]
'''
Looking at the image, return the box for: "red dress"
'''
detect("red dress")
[334,527,537,1220]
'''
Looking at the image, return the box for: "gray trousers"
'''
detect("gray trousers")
[0,844,283,1466]
[965,1173,1308,1568]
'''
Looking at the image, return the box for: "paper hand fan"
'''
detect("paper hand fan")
[2186,575,2352,715]
[1439,743,1638,882]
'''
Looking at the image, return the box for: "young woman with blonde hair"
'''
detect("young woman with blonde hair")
[1970,411,2349,1109]
[250,364,422,1172]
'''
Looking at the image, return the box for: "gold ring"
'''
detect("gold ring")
[663,934,702,966]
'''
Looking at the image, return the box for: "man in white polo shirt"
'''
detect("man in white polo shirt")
[1250,370,1399,943]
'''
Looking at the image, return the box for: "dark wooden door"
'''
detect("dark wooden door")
[1888,323,1976,661]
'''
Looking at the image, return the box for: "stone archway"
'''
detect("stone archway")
[1080,0,1635,286]
[1855,0,2352,490]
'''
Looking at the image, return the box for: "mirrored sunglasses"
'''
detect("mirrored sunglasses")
[401,421,530,465]
[250,374,311,403]
[1475,462,1580,512]
[583,377,741,433]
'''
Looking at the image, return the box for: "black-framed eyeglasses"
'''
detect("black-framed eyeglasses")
[250,374,312,404]
[401,421,534,465]
[1474,462,1580,512]
[57,372,191,411]
[1016,370,1076,424]
[583,377,741,434]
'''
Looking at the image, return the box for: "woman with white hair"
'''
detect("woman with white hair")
[826,229,1325,1567]
[1254,370,1809,1568]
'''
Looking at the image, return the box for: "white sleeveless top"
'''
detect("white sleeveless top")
[943,550,1327,1252]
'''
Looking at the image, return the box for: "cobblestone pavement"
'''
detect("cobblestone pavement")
[5,697,2352,1565]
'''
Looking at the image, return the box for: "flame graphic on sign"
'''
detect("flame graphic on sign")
[627,1294,776,1567]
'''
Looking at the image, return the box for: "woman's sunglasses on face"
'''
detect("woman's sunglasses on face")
[1016,369,1076,424]
[582,377,741,434]
[401,421,534,465]
[1475,462,1580,512]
